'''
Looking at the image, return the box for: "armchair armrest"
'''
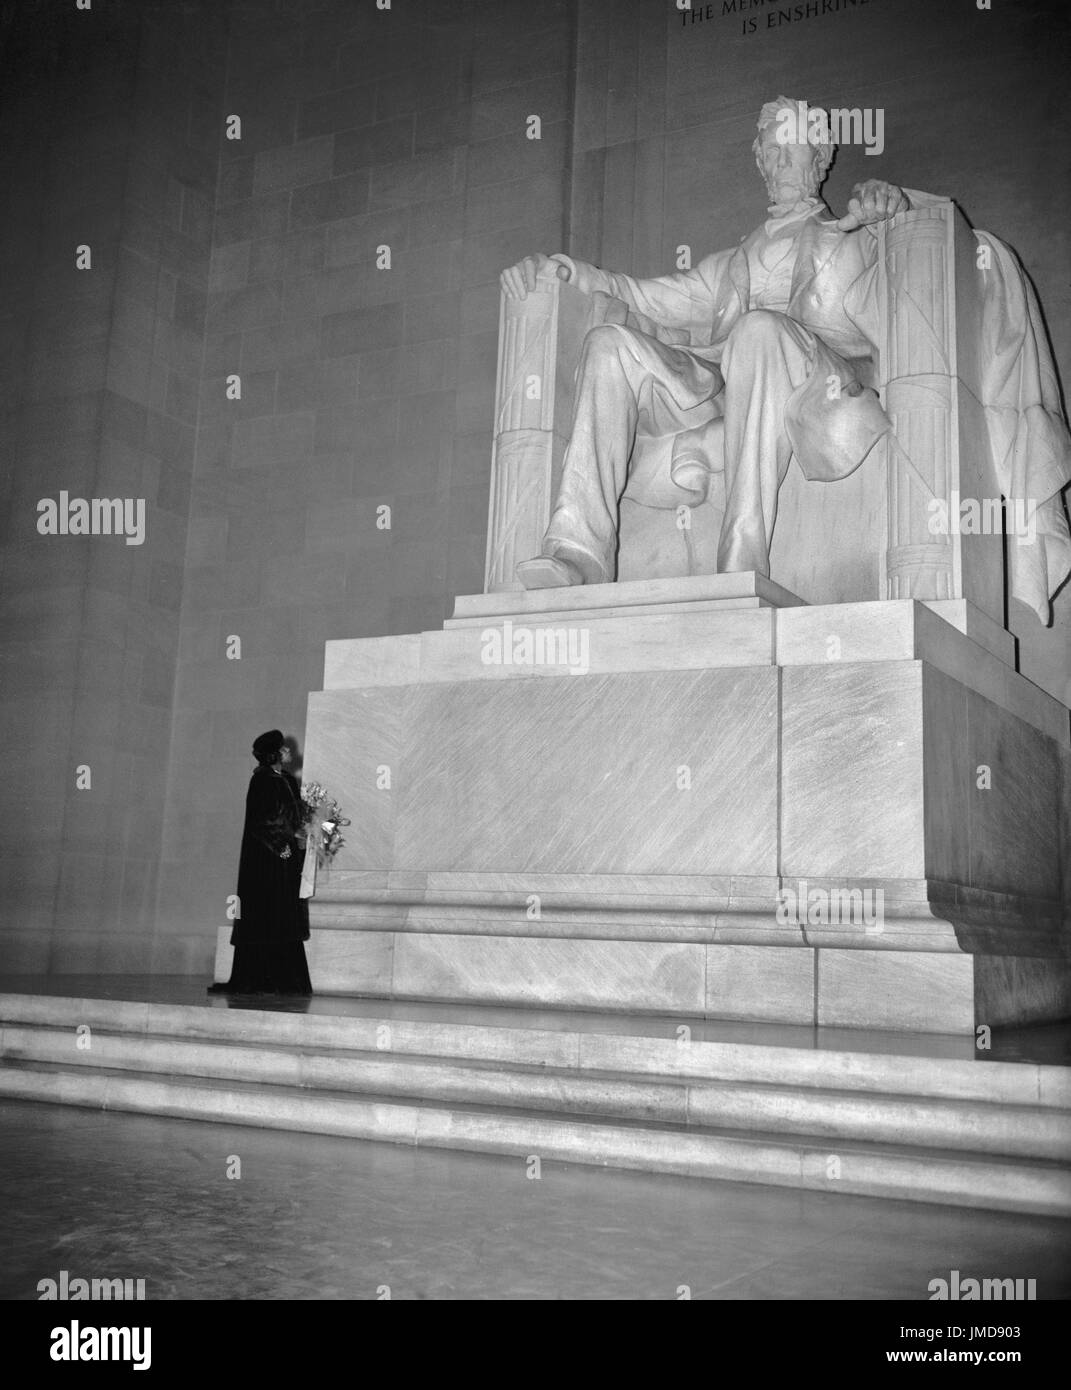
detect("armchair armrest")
[872,199,1003,621]
[484,268,628,592]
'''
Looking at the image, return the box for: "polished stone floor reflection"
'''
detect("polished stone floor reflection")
[2,1097,1068,1300]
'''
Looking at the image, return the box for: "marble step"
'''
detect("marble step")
[3,992,1066,1108]
[2,1021,1068,1161]
[2,1059,1068,1217]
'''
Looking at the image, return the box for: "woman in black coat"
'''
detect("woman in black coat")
[209,729,312,996]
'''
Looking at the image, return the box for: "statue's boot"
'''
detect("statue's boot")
[668,458,714,507]
[669,418,721,506]
[516,541,604,589]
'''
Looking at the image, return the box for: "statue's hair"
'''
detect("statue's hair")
[753,96,835,180]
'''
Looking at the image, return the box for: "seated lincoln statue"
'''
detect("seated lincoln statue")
[500,95,1071,616]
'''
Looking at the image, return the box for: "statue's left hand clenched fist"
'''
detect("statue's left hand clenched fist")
[835,180,910,232]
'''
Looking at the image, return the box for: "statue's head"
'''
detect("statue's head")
[753,96,835,209]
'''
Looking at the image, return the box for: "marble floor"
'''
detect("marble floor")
[1,1096,1069,1300]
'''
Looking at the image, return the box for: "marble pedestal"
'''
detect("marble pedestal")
[232,576,1071,1035]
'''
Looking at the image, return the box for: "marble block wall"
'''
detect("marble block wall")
[0,0,225,973]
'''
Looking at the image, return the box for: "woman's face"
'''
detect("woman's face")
[278,744,292,766]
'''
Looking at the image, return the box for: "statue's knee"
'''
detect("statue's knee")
[582,322,631,363]
[727,309,789,347]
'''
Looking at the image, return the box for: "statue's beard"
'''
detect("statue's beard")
[765,170,820,211]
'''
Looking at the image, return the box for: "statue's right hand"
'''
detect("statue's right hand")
[499,253,570,301]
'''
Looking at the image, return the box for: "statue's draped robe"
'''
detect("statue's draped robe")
[549,190,1071,621]
[973,233,1071,621]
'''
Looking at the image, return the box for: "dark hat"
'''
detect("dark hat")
[252,728,284,759]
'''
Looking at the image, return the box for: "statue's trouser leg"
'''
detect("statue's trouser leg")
[543,323,721,581]
[717,309,822,576]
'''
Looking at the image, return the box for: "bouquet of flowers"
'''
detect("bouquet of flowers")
[300,781,351,867]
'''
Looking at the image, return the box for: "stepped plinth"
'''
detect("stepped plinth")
[216,579,1071,1037]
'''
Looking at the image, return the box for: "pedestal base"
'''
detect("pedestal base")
[215,922,1071,1034]
[285,585,1071,1035]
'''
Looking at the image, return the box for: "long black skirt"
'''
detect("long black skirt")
[224,940,312,995]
